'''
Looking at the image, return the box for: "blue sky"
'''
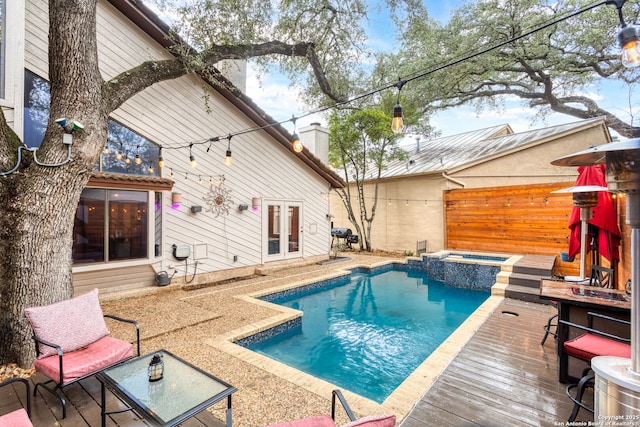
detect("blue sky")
[245,0,637,141]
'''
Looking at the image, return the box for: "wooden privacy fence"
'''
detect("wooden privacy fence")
[444,182,579,277]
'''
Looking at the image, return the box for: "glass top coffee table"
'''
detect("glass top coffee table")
[97,349,236,427]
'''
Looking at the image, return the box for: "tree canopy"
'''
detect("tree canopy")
[389,0,640,137]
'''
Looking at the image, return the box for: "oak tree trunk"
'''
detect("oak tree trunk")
[0,0,108,367]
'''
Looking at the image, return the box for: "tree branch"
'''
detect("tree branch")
[104,40,346,113]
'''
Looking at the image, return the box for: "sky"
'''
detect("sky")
[244,0,637,142]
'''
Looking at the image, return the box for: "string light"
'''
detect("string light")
[134,146,142,165]
[189,143,197,168]
[158,147,165,168]
[391,78,406,133]
[225,135,233,166]
[291,116,303,153]
[95,1,634,171]
[3,1,629,178]
[610,0,640,68]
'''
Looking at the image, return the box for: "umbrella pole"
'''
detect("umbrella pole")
[580,207,592,279]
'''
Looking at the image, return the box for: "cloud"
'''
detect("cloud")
[245,63,328,130]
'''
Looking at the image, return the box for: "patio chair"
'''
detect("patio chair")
[559,312,630,422]
[264,389,395,427]
[589,265,614,288]
[24,289,140,419]
[0,377,33,427]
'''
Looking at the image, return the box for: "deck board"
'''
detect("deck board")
[2,373,225,426]
[399,298,593,427]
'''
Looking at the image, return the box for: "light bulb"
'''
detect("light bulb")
[103,146,109,154]
[292,134,303,153]
[135,153,142,165]
[158,156,165,168]
[619,26,640,68]
[125,156,131,164]
[190,154,197,168]
[116,151,123,160]
[391,104,405,133]
[225,150,232,166]
[622,40,640,68]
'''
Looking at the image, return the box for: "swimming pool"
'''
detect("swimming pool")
[238,266,490,403]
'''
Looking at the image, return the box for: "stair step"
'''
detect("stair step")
[504,284,550,304]
[507,272,548,288]
[511,254,556,275]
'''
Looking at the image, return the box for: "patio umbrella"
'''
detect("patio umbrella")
[567,164,621,277]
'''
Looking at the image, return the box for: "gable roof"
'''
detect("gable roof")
[377,118,610,180]
[108,0,346,188]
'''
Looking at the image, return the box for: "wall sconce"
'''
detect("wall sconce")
[171,192,182,208]
[252,197,261,211]
[238,204,249,211]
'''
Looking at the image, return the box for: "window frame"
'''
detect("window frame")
[72,187,164,271]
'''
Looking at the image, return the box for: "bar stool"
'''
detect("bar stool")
[559,312,631,421]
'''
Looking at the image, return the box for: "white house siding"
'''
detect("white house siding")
[22,0,335,292]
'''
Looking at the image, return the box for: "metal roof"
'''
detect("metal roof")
[374,119,606,180]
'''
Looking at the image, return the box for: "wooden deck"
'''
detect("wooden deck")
[0,373,225,426]
[2,299,593,427]
[399,298,593,427]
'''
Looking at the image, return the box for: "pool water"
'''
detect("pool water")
[247,268,489,403]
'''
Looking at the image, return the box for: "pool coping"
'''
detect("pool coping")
[205,260,505,421]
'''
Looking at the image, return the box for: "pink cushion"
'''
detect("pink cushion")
[564,333,631,361]
[0,408,32,427]
[265,415,336,427]
[34,336,133,384]
[341,415,396,427]
[25,289,110,358]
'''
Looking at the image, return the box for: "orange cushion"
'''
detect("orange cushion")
[34,336,132,384]
[265,415,336,427]
[0,408,32,427]
[564,333,631,361]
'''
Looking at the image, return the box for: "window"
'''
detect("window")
[23,70,160,176]
[73,189,149,264]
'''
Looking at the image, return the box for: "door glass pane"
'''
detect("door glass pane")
[268,205,280,255]
[73,189,106,263]
[108,190,148,261]
[288,206,299,253]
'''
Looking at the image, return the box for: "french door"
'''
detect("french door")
[264,200,302,261]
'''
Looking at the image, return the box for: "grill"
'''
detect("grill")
[331,228,358,249]
[331,228,352,238]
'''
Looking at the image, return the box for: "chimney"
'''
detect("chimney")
[215,59,247,94]
[299,122,329,164]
